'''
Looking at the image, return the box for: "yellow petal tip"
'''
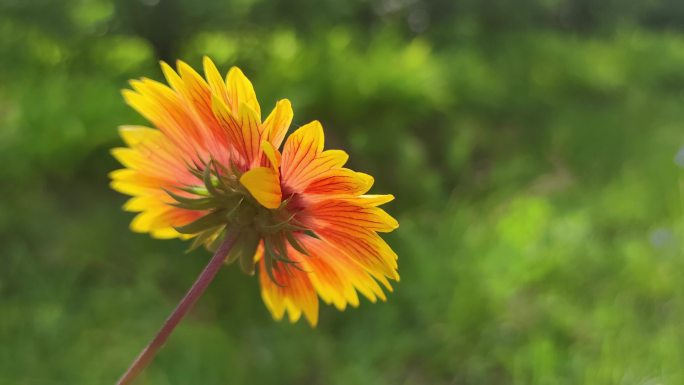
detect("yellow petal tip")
[240,167,282,209]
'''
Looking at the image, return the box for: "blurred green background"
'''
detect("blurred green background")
[2,0,684,384]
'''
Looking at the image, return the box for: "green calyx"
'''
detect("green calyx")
[168,159,314,284]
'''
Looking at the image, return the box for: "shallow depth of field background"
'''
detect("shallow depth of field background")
[2,1,684,384]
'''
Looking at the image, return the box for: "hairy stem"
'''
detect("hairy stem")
[116,230,240,385]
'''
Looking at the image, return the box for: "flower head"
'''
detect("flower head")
[110,57,399,325]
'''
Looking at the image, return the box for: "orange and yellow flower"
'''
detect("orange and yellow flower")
[110,57,399,325]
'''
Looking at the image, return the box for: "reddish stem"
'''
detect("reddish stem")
[116,230,239,385]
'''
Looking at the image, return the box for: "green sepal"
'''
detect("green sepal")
[274,238,305,273]
[238,233,259,276]
[203,162,223,197]
[285,231,309,255]
[227,230,260,266]
[205,228,227,252]
[174,196,214,209]
[172,200,218,211]
[225,197,244,218]
[188,166,205,180]
[175,209,227,234]
[272,236,290,262]
[229,161,242,177]
[163,188,200,205]
[186,225,224,252]
[178,185,209,197]
[302,229,320,239]
[166,192,218,210]
[262,237,284,285]
[260,213,297,233]
[210,160,234,191]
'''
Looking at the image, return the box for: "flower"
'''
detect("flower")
[110,57,399,326]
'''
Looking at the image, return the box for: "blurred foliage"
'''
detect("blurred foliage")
[2,0,684,384]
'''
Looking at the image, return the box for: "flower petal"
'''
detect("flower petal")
[259,255,319,326]
[118,125,161,147]
[158,61,231,165]
[261,141,281,171]
[202,56,228,104]
[258,234,392,325]
[211,95,262,167]
[263,99,293,148]
[226,66,261,120]
[307,199,399,233]
[300,235,389,307]
[236,102,263,166]
[129,204,202,239]
[305,168,374,196]
[121,86,201,160]
[350,194,396,207]
[112,126,195,183]
[281,121,349,192]
[240,167,282,209]
[316,227,399,287]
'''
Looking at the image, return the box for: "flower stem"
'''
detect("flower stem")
[116,229,240,385]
